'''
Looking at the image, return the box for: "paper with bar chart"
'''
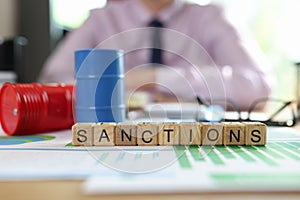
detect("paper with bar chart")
[0,126,300,193]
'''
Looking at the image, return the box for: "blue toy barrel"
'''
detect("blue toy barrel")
[75,49,125,122]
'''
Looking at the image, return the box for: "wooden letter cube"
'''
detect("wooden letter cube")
[72,123,94,146]
[223,122,245,145]
[180,122,201,145]
[115,122,137,146]
[93,122,116,146]
[243,122,266,145]
[158,122,180,145]
[137,122,158,146]
[201,122,223,145]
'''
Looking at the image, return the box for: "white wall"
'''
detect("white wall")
[0,0,17,38]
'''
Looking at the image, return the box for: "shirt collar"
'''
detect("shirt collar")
[129,0,185,27]
[158,0,185,24]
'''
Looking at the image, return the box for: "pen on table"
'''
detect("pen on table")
[196,96,210,107]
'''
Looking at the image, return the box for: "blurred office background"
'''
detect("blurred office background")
[0,0,299,99]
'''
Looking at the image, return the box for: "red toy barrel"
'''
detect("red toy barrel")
[0,83,74,135]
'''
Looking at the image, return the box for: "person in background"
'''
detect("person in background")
[38,0,272,110]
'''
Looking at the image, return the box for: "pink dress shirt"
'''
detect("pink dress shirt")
[39,0,272,109]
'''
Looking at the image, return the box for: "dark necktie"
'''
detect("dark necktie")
[148,19,164,65]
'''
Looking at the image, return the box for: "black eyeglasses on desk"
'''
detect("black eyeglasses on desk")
[196,96,297,127]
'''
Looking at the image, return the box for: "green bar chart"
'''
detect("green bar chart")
[173,141,300,169]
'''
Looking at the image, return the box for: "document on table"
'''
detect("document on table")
[0,126,300,193]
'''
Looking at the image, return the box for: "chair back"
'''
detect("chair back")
[0,36,28,83]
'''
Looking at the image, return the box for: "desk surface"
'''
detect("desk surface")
[1,124,300,199]
[1,180,300,200]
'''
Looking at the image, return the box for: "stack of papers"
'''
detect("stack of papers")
[0,124,300,194]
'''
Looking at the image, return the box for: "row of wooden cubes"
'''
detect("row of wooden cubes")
[72,122,266,146]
